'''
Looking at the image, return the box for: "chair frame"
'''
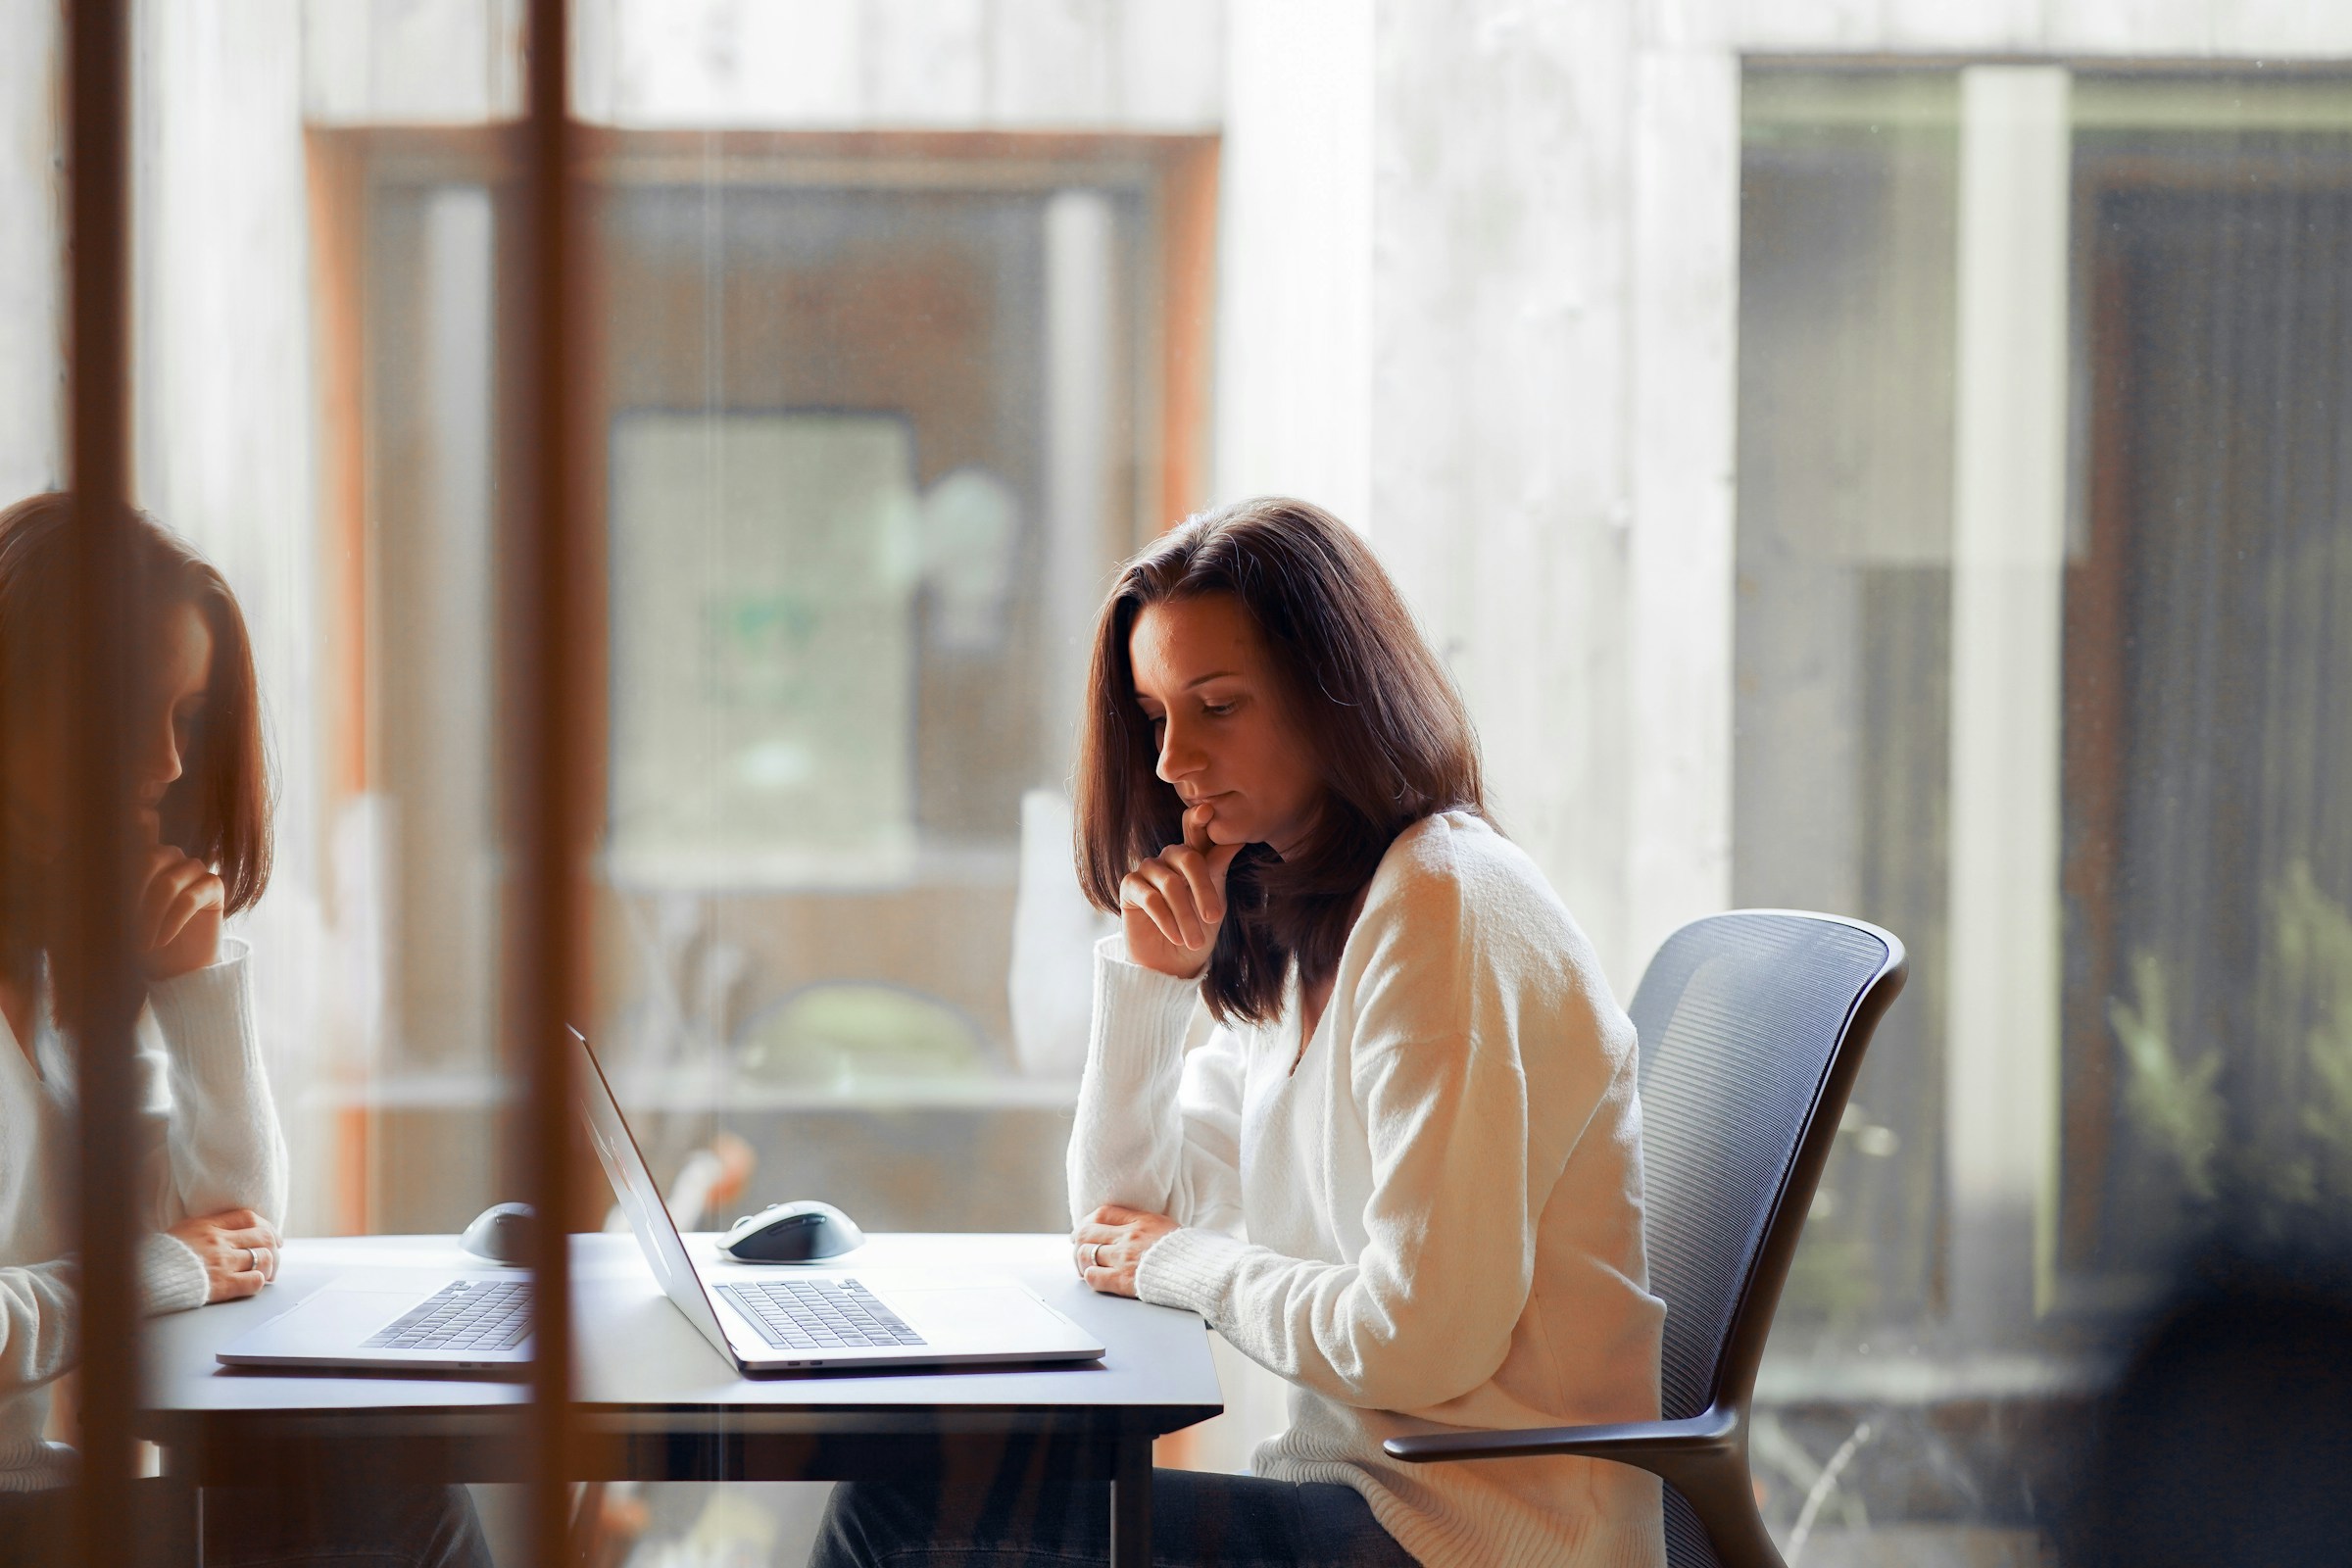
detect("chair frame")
[1384,910,1908,1568]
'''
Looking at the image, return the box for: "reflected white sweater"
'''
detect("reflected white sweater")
[0,940,287,1490]
[1069,812,1667,1568]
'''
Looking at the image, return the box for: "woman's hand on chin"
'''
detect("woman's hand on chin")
[136,843,224,981]
[1072,1204,1179,1298]
[1119,804,1243,980]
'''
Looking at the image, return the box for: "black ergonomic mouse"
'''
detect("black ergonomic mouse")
[460,1201,536,1266]
[721,1200,866,1263]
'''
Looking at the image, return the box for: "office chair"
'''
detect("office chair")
[1386,910,1907,1568]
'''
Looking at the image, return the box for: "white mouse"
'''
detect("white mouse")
[721,1200,866,1262]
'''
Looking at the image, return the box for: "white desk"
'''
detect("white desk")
[141,1232,1223,1564]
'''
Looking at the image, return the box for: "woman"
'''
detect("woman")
[814,499,1665,1567]
[0,492,487,1567]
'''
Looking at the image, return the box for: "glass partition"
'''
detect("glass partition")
[19,3,2350,1562]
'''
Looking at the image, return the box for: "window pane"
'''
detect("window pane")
[584,147,1176,1239]
[1736,71,1959,1334]
[2062,82,2352,1281]
[1737,62,2352,1545]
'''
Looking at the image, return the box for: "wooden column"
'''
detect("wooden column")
[516,0,588,1560]
[64,0,143,1562]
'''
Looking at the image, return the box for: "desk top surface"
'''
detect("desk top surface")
[141,1232,1222,1435]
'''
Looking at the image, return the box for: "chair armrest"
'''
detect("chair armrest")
[1383,1405,1740,1465]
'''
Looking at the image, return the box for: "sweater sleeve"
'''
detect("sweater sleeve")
[0,1246,199,1396]
[0,1260,78,1392]
[141,938,289,1232]
[1066,934,1248,1234]
[0,1235,214,1395]
[1133,862,1607,1416]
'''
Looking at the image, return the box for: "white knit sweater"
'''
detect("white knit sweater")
[1069,811,1667,1568]
[0,938,288,1490]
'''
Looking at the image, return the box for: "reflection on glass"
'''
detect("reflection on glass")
[0,494,491,1560]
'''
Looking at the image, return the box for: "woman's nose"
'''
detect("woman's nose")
[1154,720,1203,784]
[140,710,183,790]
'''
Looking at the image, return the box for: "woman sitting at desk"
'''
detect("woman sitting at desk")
[814,498,1666,1567]
[0,493,486,1568]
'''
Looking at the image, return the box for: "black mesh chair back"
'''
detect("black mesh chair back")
[1628,911,1906,1564]
[1385,909,1906,1568]
[1632,911,1901,1423]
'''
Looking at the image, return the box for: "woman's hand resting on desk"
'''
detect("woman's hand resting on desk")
[1120,804,1243,980]
[169,1207,279,1302]
[1073,1204,1179,1298]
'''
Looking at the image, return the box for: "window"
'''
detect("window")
[314,128,1215,1232]
[1736,69,2352,1344]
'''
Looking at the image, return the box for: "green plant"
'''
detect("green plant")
[2108,949,2223,1200]
[2109,862,2352,1222]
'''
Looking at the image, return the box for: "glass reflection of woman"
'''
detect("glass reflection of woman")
[0,494,487,1568]
[814,499,1667,1568]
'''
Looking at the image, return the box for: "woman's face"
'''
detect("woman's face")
[1128,593,1323,858]
[2,600,212,857]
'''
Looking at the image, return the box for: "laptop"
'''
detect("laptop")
[218,1030,1103,1375]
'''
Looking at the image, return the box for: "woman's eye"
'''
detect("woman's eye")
[1202,703,1235,717]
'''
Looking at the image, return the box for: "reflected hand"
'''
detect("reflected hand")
[168,1208,279,1303]
[1119,804,1243,980]
[1072,1203,1179,1298]
[137,844,224,981]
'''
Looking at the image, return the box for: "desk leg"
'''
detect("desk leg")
[155,1447,201,1567]
[1108,1431,1152,1568]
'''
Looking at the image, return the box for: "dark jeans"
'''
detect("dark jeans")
[0,1480,490,1567]
[811,1463,1417,1568]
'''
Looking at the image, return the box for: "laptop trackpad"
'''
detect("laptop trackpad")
[885,1287,1076,1349]
[239,1285,423,1354]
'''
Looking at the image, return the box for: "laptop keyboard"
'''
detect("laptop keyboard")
[363,1279,532,1352]
[718,1278,927,1351]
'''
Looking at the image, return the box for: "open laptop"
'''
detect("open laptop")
[218,1030,1103,1375]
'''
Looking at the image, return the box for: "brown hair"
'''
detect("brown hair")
[1074,497,1484,1026]
[0,492,273,946]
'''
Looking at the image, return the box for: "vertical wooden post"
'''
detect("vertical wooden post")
[64,0,143,1561]
[518,0,586,1560]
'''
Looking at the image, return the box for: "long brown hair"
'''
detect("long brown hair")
[1074,497,1483,1025]
[0,493,273,960]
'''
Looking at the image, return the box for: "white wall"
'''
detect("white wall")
[0,0,60,501]
[571,0,1221,130]
[1210,0,1373,529]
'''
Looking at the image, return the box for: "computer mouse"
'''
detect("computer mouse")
[721,1200,865,1263]
[460,1201,536,1266]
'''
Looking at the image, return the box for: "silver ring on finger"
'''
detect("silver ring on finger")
[1086,1242,1101,1270]
[245,1246,258,1272]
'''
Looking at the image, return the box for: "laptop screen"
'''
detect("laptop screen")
[571,1028,736,1362]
